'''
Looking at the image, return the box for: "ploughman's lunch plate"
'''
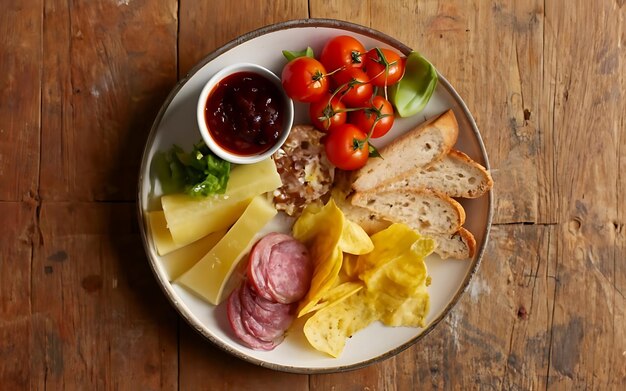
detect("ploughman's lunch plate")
[137,19,493,373]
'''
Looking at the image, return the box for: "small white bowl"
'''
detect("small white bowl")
[197,63,294,164]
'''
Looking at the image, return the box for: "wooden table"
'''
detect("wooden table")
[2,1,624,389]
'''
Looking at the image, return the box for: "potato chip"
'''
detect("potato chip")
[377,285,430,327]
[302,223,435,357]
[339,219,374,255]
[341,253,360,280]
[293,200,373,317]
[297,246,343,316]
[356,223,434,279]
[293,201,344,316]
[304,281,364,314]
[303,290,375,357]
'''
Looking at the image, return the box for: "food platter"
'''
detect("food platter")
[137,19,493,373]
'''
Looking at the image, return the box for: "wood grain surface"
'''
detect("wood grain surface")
[1,0,624,390]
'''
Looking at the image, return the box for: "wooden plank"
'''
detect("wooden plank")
[309,0,552,224]
[30,202,178,389]
[410,0,549,224]
[179,323,308,390]
[0,2,41,201]
[39,0,178,202]
[542,0,626,388]
[315,0,420,48]
[178,0,309,76]
[0,202,36,388]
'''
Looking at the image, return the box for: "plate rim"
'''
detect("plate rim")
[136,17,494,374]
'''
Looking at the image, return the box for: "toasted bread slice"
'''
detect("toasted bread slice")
[332,191,392,234]
[337,196,475,259]
[378,149,493,198]
[351,188,465,235]
[430,228,476,260]
[352,110,459,192]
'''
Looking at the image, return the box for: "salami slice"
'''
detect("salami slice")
[241,309,285,343]
[247,232,294,301]
[226,286,277,351]
[248,232,312,304]
[228,232,312,350]
[239,281,294,331]
[266,239,312,304]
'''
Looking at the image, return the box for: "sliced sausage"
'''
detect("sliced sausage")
[226,286,277,351]
[266,239,312,303]
[247,233,292,301]
[239,280,294,332]
[239,282,288,342]
[247,232,311,304]
[228,232,312,350]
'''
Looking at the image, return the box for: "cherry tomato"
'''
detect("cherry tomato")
[324,124,369,170]
[281,57,329,102]
[309,94,347,132]
[320,35,366,72]
[349,96,395,138]
[364,48,405,87]
[333,67,373,107]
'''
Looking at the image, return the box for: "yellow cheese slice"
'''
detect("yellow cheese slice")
[175,195,278,305]
[163,196,250,246]
[160,228,227,281]
[161,158,282,246]
[147,211,185,255]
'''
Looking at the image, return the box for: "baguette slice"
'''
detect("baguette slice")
[332,190,392,234]
[379,149,493,198]
[335,190,475,260]
[352,109,458,192]
[337,199,475,259]
[351,188,465,235]
[430,228,476,260]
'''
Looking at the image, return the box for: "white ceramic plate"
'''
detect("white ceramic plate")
[137,19,493,373]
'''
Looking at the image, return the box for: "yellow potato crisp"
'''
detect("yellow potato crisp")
[300,222,435,357]
[303,290,375,357]
[293,200,373,317]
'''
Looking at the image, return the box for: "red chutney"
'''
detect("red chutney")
[204,71,285,156]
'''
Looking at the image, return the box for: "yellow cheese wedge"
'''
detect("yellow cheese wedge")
[160,228,227,281]
[146,210,227,279]
[147,211,184,255]
[175,195,278,305]
[163,196,250,246]
[161,158,282,246]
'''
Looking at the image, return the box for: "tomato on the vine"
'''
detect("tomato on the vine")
[324,124,369,170]
[349,96,395,139]
[364,48,405,87]
[309,94,347,132]
[320,35,366,72]
[281,57,329,102]
[333,67,373,107]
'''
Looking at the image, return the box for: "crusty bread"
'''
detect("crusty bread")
[352,110,459,192]
[430,228,476,260]
[351,188,465,235]
[378,149,493,198]
[333,191,392,234]
[336,109,488,261]
[330,173,392,234]
[337,195,475,259]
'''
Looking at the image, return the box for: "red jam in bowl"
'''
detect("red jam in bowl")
[204,71,285,156]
